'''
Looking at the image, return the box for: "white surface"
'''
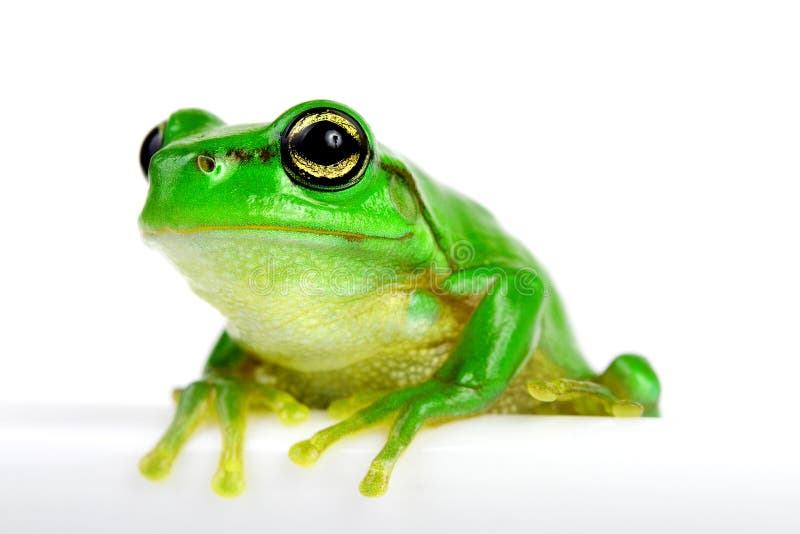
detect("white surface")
[2,405,798,534]
[2,1,800,532]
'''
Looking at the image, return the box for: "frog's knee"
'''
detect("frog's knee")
[598,354,660,416]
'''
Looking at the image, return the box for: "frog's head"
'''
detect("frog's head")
[138,101,441,286]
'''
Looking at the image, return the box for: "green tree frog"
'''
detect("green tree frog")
[137,100,660,498]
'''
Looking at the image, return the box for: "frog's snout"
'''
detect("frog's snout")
[139,122,165,181]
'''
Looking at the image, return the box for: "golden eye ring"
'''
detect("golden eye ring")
[280,108,370,191]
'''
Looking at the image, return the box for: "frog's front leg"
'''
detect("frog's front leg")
[139,331,309,497]
[289,267,545,496]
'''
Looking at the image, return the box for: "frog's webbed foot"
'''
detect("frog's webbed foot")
[527,378,644,417]
[139,377,309,497]
[290,380,486,497]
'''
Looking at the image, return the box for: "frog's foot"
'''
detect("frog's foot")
[139,378,309,497]
[327,390,391,420]
[527,378,644,417]
[528,354,660,417]
[597,354,661,417]
[290,380,486,497]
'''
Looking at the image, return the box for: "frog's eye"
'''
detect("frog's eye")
[281,108,370,191]
[139,123,165,181]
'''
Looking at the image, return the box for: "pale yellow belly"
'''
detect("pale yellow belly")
[226,284,468,372]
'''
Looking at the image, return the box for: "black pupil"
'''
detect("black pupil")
[295,121,357,165]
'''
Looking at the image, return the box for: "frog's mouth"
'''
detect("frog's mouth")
[142,224,413,243]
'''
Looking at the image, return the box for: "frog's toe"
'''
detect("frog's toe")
[611,399,644,418]
[211,466,246,498]
[326,390,391,420]
[288,439,322,467]
[277,403,310,426]
[250,384,310,426]
[527,380,560,402]
[359,466,391,498]
[138,447,173,481]
[326,398,355,420]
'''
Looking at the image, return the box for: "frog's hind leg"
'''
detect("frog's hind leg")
[528,354,660,417]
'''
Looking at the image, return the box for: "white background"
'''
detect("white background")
[1,1,799,532]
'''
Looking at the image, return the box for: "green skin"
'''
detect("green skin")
[138,100,660,498]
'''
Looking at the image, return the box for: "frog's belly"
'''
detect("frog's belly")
[224,286,466,372]
[146,230,469,374]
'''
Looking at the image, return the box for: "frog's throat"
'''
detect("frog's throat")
[142,225,414,243]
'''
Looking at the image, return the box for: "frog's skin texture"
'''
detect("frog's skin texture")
[137,100,660,498]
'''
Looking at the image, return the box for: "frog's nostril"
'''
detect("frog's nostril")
[139,123,165,180]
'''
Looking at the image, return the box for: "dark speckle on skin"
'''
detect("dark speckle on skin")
[226,148,252,162]
[257,147,274,162]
